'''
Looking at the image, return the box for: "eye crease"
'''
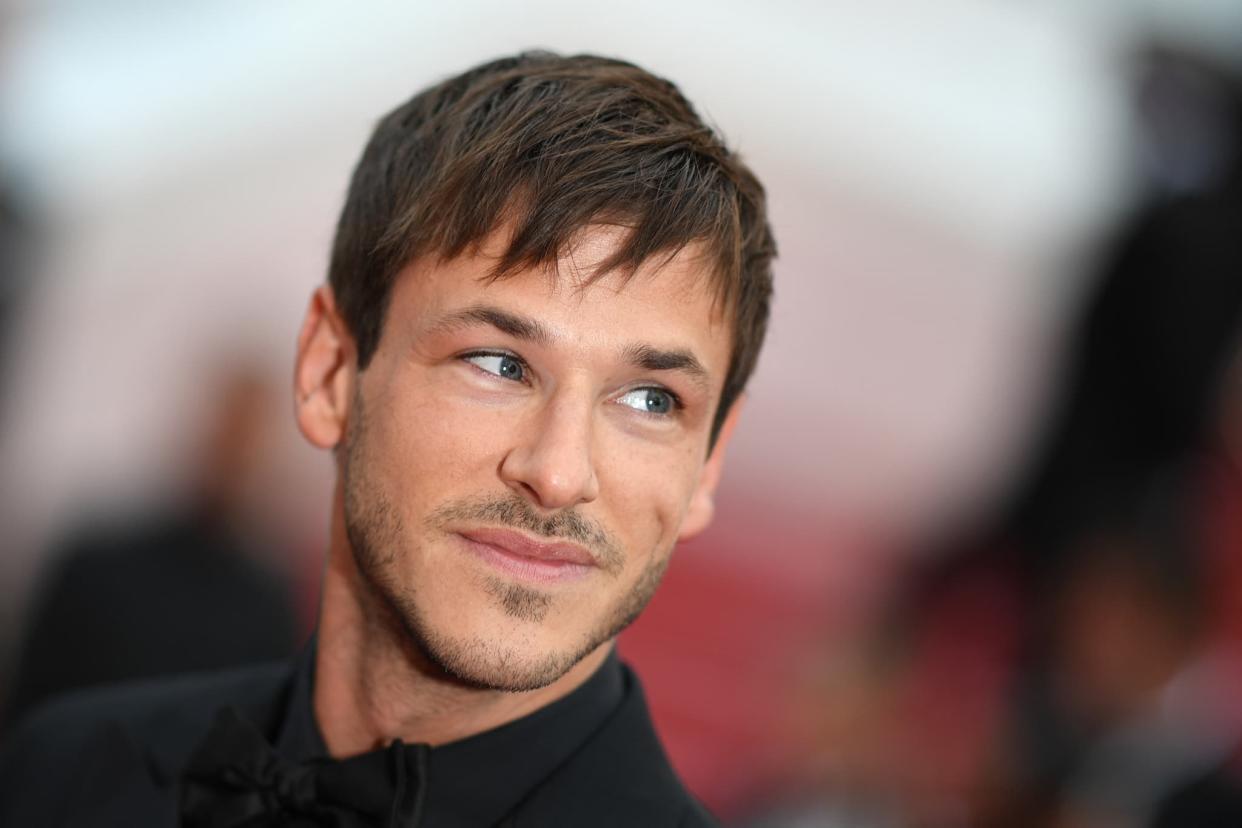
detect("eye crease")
[463,352,526,382]
[617,388,680,416]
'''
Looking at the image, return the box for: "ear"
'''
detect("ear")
[293,285,355,450]
[678,397,745,541]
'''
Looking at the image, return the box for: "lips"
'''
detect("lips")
[458,527,597,583]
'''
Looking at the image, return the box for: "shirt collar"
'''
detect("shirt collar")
[274,636,626,827]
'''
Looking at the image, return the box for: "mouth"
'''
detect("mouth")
[457,527,598,584]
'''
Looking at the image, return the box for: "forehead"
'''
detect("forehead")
[386,225,732,372]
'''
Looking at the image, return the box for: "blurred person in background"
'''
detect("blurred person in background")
[2,363,301,729]
[974,43,1242,828]
[0,50,775,827]
[918,45,1242,828]
[991,483,1242,828]
[738,42,1242,828]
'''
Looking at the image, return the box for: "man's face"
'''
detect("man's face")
[338,227,735,691]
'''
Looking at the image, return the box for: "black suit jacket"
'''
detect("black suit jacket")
[0,656,716,827]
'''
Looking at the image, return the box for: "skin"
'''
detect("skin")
[293,225,743,756]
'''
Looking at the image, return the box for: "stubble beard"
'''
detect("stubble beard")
[340,393,671,692]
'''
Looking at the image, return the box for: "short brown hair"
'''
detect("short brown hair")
[328,51,775,443]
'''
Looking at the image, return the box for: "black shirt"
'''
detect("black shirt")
[0,636,714,826]
[271,642,625,826]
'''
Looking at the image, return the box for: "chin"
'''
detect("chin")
[348,542,672,692]
[388,582,610,692]
[411,545,672,691]
[374,552,668,691]
[417,626,598,693]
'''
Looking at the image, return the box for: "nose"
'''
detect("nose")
[499,392,600,511]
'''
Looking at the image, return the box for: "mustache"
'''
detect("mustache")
[429,495,625,574]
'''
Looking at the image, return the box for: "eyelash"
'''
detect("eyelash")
[460,350,531,384]
[626,387,684,419]
[458,350,684,418]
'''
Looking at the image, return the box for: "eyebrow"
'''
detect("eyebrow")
[431,305,552,345]
[622,344,711,390]
[433,303,711,389]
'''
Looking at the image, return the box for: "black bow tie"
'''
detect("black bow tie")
[180,707,427,827]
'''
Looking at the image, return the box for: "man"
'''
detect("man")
[0,50,775,826]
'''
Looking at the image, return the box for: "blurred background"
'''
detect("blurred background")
[2,1,1242,825]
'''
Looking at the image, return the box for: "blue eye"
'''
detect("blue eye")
[465,353,525,382]
[617,388,677,415]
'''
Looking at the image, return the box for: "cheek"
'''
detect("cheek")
[369,377,516,504]
[597,439,703,553]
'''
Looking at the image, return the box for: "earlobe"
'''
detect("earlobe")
[293,285,355,450]
[677,397,745,541]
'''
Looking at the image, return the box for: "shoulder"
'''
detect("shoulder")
[0,660,292,825]
[4,658,291,756]
[512,663,718,827]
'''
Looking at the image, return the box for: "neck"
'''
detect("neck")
[312,484,611,757]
